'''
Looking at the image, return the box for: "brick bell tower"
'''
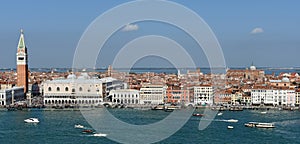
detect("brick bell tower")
[16,29,28,94]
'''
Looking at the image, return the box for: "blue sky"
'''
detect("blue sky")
[0,0,300,68]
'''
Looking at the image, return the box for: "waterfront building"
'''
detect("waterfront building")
[0,87,24,106]
[16,29,29,94]
[109,89,139,105]
[251,86,274,105]
[139,84,166,105]
[43,73,126,106]
[165,86,189,104]
[193,85,214,105]
[295,89,300,106]
[214,89,232,105]
[251,86,295,106]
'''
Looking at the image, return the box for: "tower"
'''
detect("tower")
[16,29,28,93]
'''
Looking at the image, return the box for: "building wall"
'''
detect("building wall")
[110,89,139,105]
[193,86,213,105]
[296,91,300,106]
[165,88,189,104]
[0,87,24,106]
[139,84,166,105]
[43,77,104,106]
[251,88,295,106]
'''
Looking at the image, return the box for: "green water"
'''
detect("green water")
[0,109,299,144]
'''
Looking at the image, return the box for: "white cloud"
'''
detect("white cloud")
[250,27,264,34]
[122,23,139,31]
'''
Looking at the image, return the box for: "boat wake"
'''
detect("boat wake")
[273,119,300,126]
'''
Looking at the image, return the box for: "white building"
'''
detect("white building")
[251,87,295,106]
[139,84,166,105]
[43,73,126,106]
[193,85,214,105]
[109,89,139,105]
[0,87,24,106]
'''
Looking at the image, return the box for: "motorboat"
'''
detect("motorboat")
[227,126,234,129]
[193,113,204,117]
[217,112,223,116]
[260,111,267,114]
[93,133,107,137]
[225,119,238,123]
[24,118,39,123]
[244,122,275,128]
[74,124,84,129]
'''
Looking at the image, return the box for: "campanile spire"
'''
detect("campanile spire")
[16,29,29,93]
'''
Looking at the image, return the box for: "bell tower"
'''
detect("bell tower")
[16,29,28,93]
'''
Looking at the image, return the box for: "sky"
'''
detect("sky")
[0,0,300,69]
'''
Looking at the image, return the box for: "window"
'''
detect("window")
[79,87,83,91]
[48,87,52,91]
[65,87,69,91]
[72,89,75,93]
[56,87,60,92]
[18,57,24,60]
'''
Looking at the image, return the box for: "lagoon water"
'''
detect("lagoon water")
[0,109,299,144]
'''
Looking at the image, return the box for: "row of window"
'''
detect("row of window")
[44,99,101,105]
[112,99,139,104]
[113,94,138,98]
[47,87,99,93]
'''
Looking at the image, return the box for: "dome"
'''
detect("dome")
[282,77,290,83]
[250,65,256,70]
[78,73,90,79]
[67,74,76,79]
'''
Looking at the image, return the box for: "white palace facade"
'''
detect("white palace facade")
[43,73,126,106]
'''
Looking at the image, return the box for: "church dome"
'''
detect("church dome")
[282,77,290,83]
[250,65,256,70]
[67,74,76,79]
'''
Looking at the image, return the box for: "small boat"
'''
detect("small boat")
[227,126,234,129]
[226,119,238,123]
[260,111,267,114]
[217,112,223,116]
[193,113,204,117]
[244,122,275,128]
[93,133,107,137]
[24,118,39,123]
[82,129,94,133]
[74,124,84,129]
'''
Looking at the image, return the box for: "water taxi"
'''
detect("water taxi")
[244,122,275,128]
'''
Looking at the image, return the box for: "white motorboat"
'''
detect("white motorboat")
[217,112,223,116]
[227,126,234,129]
[74,124,84,129]
[226,119,239,123]
[93,133,107,137]
[24,118,39,123]
[260,111,267,114]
